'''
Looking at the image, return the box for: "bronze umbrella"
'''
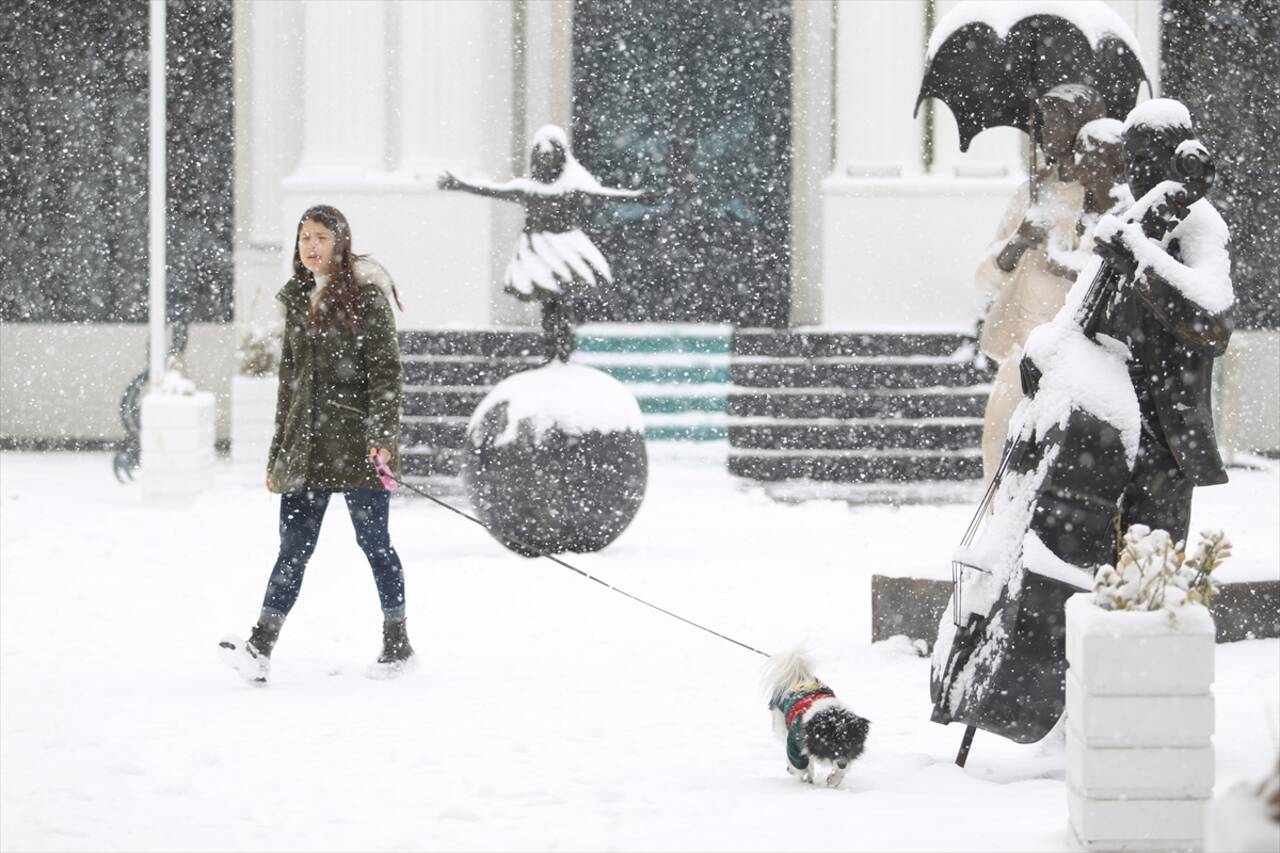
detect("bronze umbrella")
[915,0,1149,201]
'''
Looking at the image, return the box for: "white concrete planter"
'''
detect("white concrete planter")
[141,390,216,504]
[230,374,277,478]
[1065,593,1216,852]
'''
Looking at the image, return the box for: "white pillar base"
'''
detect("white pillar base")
[141,390,216,504]
[1065,595,1216,853]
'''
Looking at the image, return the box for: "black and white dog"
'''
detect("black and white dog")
[765,650,870,787]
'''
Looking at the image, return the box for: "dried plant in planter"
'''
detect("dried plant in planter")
[1092,524,1232,612]
[236,321,282,377]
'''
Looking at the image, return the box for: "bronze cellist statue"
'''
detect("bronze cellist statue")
[932,98,1233,763]
[1092,99,1234,547]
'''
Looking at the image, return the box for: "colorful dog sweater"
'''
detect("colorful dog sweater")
[771,679,836,770]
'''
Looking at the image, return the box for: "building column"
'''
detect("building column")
[789,0,835,326]
[387,0,518,329]
[834,0,926,177]
[821,0,1018,329]
[397,0,491,177]
[233,0,303,335]
[296,0,388,174]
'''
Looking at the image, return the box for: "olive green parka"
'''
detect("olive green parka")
[267,260,403,493]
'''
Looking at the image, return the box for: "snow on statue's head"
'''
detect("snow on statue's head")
[525,125,609,192]
[1036,83,1106,161]
[529,125,569,183]
[1122,99,1195,199]
[1073,118,1126,192]
[1077,117,1124,151]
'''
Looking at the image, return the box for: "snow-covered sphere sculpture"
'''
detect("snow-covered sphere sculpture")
[464,362,648,556]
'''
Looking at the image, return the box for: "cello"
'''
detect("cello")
[930,140,1216,764]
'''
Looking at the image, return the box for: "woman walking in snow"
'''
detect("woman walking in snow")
[438,124,644,362]
[219,204,413,685]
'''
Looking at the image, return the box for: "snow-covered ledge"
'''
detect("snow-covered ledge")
[1065,594,1216,852]
[141,373,216,504]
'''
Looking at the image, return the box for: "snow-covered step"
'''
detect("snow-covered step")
[578,322,732,355]
[402,357,539,386]
[727,329,991,486]
[732,359,988,390]
[729,387,989,419]
[400,328,543,358]
[728,447,984,483]
[734,327,975,358]
[729,418,983,451]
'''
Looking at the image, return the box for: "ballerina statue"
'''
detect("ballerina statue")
[437,124,646,362]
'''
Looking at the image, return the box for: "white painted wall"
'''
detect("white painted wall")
[0,324,234,442]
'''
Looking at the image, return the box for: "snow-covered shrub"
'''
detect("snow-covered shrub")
[236,321,282,377]
[1092,525,1231,612]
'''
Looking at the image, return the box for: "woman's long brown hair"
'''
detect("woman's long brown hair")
[293,205,361,333]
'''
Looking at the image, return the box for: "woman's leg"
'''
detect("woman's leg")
[345,489,415,672]
[221,488,331,681]
[260,488,332,621]
[343,489,406,618]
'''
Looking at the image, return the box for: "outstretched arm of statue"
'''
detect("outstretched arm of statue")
[436,170,532,203]
[580,184,651,201]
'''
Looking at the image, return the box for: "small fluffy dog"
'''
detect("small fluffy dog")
[765,650,870,787]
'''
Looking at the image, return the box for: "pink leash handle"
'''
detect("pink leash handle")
[373,457,399,491]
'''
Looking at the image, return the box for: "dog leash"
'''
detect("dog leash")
[373,458,771,659]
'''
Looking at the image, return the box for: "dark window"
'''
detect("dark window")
[572,0,792,326]
[1162,0,1280,329]
[0,0,234,324]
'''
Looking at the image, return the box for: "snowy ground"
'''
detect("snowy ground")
[1,447,1277,852]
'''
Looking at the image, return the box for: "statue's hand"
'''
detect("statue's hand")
[1096,234,1139,280]
[1015,215,1047,247]
[437,171,460,191]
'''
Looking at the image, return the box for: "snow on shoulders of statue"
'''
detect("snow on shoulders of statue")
[926,1,1146,66]
[1162,200,1234,312]
[468,362,645,448]
[1022,318,1141,463]
[1094,199,1233,315]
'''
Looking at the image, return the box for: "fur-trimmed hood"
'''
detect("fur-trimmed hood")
[355,256,403,310]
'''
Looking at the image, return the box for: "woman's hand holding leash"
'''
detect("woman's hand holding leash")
[370,449,398,491]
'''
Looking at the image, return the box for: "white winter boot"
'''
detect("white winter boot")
[218,617,281,686]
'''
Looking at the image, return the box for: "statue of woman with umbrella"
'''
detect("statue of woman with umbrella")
[972,82,1104,487]
[915,1,1150,488]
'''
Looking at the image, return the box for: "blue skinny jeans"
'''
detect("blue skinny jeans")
[261,488,406,619]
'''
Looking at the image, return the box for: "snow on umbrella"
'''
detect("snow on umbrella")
[915,0,1149,196]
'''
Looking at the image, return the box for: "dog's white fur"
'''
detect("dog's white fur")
[764,649,866,787]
